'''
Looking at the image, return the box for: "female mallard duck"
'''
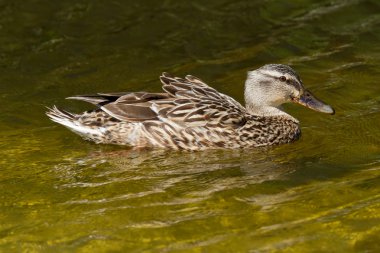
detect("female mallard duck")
[47,64,334,150]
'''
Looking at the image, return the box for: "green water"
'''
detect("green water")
[1,0,380,252]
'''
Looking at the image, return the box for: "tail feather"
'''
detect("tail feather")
[46,106,76,125]
[46,106,101,137]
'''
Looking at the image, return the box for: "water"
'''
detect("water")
[1,0,380,252]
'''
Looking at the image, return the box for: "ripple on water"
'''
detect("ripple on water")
[1,0,380,251]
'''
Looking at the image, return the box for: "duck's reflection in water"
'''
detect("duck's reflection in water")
[75,147,298,201]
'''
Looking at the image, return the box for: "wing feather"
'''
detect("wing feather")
[66,73,246,127]
[157,73,246,127]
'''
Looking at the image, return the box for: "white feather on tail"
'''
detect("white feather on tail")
[46,106,101,137]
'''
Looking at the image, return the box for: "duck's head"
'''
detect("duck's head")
[244,64,334,116]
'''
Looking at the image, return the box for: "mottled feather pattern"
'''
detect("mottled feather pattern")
[46,72,301,150]
[159,73,246,127]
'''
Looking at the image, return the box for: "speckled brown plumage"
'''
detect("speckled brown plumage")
[47,65,333,150]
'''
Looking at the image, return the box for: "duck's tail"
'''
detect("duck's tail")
[46,106,101,139]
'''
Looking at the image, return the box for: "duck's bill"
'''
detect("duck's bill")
[294,90,335,115]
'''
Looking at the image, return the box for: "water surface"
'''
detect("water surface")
[1,0,380,252]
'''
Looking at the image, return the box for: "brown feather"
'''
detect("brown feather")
[101,103,158,121]
[66,73,247,128]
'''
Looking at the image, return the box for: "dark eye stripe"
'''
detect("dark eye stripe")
[288,79,302,91]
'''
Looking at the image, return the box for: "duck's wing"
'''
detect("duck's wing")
[67,92,170,106]
[67,92,172,121]
[68,73,246,127]
[156,73,246,127]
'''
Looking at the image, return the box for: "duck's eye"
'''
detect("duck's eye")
[279,76,287,82]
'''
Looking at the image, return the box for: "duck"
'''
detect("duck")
[46,64,334,150]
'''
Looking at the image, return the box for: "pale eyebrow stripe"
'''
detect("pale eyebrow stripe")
[258,71,302,91]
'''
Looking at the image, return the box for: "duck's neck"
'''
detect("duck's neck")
[244,83,298,122]
[245,104,299,123]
